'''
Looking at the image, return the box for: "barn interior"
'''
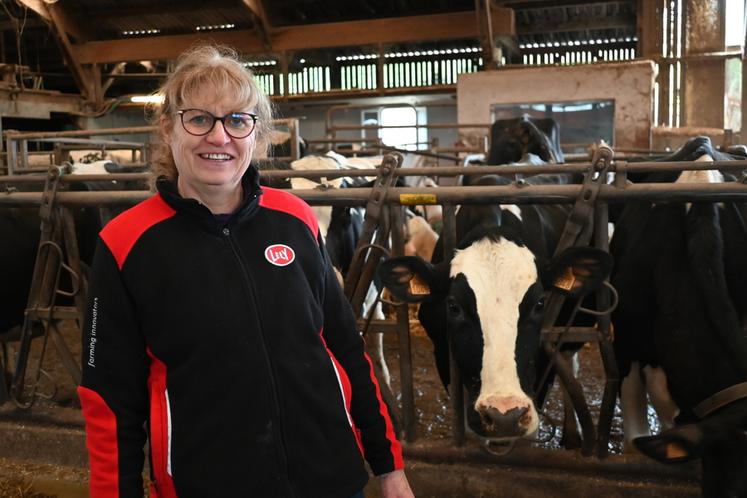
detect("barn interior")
[1,0,746,496]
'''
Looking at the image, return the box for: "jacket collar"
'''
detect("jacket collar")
[156,166,264,231]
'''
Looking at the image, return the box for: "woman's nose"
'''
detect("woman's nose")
[205,120,231,144]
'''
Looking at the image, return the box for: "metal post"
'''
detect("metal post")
[438,169,465,446]
[593,202,619,458]
[5,133,17,175]
[390,205,416,442]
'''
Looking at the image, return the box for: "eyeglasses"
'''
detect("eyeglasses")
[177,108,258,139]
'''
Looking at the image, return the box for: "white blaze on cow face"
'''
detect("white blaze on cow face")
[450,236,540,435]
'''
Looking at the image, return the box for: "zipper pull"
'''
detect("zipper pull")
[222,227,230,236]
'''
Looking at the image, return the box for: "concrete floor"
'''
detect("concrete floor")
[0,404,700,498]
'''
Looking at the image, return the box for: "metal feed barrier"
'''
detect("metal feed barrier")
[2,153,747,460]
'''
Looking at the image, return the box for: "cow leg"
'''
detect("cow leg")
[620,361,651,451]
[559,351,582,449]
[642,365,678,431]
[367,302,390,388]
[362,285,390,388]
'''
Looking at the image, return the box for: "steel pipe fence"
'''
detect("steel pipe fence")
[3,158,747,454]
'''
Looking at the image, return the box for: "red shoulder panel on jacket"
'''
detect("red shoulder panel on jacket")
[100,194,176,269]
[259,187,319,237]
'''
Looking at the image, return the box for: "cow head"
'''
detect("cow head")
[634,403,747,498]
[379,228,612,440]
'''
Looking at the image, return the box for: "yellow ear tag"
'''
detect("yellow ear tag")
[665,442,688,459]
[553,267,577,292]
[409,274,431,296]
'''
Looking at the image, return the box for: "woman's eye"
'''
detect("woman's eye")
[227,116,247,128]
[190,115,208,125]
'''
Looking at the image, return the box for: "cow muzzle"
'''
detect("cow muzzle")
[474,395,539,437]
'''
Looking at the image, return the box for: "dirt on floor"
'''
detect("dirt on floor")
[0,305,677,498]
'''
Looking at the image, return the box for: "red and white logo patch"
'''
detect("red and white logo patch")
[264,244,295,267]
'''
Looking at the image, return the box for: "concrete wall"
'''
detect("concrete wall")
[456,61,656,150]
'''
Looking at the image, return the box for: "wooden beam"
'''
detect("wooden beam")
[45,2,92,42]
[517,14,635,35]
[13,0,50,21]
[45,3,93,101]
[74,10,515,64]
[241,0,272,49]
[271,10,514,51]
[76,32,266,64]
[70,0,238,21]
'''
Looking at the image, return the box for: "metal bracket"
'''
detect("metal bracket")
[535,145,615,456]
[9,165,83,408]
[343,153,402,313]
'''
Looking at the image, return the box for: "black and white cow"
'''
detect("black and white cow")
[379,174,612,440]
[610,136,747,497]
[486,115,564,167]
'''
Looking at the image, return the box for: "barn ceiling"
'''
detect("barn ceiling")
[0,0,637,107]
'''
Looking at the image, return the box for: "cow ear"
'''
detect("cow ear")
[378,256,447,303]
[634,424,704,463]
[542,247,613,297]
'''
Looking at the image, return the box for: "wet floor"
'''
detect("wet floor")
[382,304,662,454]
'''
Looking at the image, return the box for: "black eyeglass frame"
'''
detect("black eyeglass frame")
[176,108,259,139]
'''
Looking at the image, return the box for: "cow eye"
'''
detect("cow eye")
[446,299,462,317]
[534,297,545,311]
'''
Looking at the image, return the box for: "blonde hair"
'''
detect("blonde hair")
[148,44,274,181]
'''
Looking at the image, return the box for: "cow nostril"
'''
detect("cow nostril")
[517,407,531,427]
[477,404,532,436]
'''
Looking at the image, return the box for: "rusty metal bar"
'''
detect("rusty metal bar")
[4,126,158,140]
[371,144,462,162]
[4,182,747,208]
[329,123,490,132]
[1,173,151,183]
[390,204,416,443]
[254,159,747,181]
[306,138,384,144]
[594,202,618,458]
[546,343,596,456]
[438,171,465,447]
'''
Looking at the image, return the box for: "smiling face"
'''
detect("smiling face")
[163,86,257,205]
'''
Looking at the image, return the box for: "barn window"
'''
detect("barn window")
[378,107,427,151]
[726,0,745,47]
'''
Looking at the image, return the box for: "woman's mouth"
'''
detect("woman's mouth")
[198,153,234,161]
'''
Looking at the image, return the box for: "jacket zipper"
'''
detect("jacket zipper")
[222,225,295,497]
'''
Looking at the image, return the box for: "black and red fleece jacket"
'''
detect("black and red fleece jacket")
[78,167,403,498]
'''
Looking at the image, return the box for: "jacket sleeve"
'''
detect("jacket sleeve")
[78,237,149,498]
[318,238,404,475]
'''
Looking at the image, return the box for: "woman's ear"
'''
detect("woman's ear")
[160,115,173,144]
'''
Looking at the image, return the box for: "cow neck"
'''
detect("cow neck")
[156,166,263,233]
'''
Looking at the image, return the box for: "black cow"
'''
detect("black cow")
[486,115,564,167]
[610,136,747,497]
[379,174,611,440]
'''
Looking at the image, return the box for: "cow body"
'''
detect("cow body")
[380,174,611,440]
[610,137,747,497]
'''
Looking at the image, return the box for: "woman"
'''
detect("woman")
[78,44,413,498]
